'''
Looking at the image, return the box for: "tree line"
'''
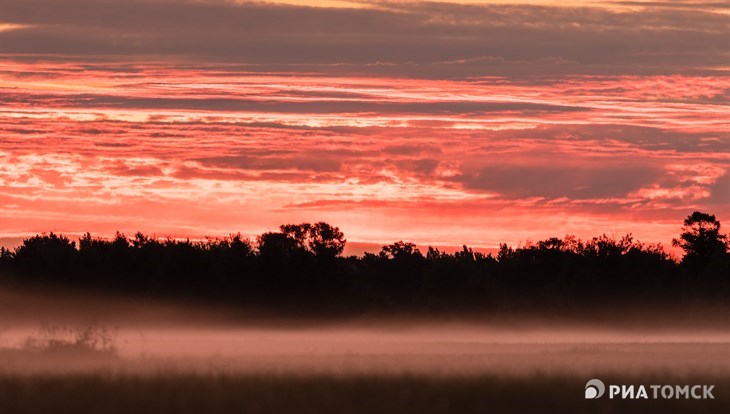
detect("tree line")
[0,212,727,313]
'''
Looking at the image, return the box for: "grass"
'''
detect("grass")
[0,373,727,414]
[0,320,119,376]
[1,320,727,413]
[18,320,118,357]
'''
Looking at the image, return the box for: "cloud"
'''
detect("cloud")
[194,154,343,173]
[0,91,589,115]
[0,2,727,250]
[707,171,730,210]
[453,162,664,199]
[607,1,729,10]
[1,0,727,77]
[383,144,442,156]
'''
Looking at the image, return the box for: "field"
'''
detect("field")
[1,333,729,413]
[1,287,728,413]
[2,373,728,414]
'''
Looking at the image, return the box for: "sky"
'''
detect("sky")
[0,0,728,254]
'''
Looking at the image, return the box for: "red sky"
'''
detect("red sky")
[1,0,728,254]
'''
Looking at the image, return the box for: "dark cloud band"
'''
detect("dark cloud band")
[1,0,727,78]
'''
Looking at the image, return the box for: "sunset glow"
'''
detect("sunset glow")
[1,0,728,252]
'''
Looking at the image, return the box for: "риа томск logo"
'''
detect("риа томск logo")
[585,379,714,400]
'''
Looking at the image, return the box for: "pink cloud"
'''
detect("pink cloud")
[0,59,727,252]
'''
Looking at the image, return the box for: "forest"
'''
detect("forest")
[1,212,727,314]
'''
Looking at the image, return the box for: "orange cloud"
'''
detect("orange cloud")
[0,58,727,251]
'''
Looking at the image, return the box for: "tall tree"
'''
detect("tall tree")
[307,222,346,259]
[279,222,346,259]
[672,212,728,267]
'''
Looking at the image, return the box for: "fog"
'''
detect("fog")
[1,285,729,378]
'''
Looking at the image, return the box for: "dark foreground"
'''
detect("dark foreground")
[1,284,728,414]
[1,373,727,414]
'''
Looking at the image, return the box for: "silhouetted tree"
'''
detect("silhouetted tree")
[582,234,636,258]
[496,243,514,262]
[673,211,728,270]
[12,233,77,276]
[0,217,726,313]
[205,233,253,257]
[306,222,346,259]
[280,222,346,259]
[0,247,13,267]
[380,241,421,260]
[257,231,305,260]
